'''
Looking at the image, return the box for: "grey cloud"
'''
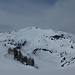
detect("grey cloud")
[0,0,59,15]
[0,24,14,32]
[0,0,75,35]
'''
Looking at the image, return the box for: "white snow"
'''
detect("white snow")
[0,27,75,75]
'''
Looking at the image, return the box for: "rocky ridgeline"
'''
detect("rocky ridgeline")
[2,31,75,68]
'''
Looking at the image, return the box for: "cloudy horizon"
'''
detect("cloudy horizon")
[0,0,75,34]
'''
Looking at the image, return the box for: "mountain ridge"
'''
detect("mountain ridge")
[0,27,75,75]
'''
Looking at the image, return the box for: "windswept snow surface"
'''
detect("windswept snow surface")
[0,27,75,75]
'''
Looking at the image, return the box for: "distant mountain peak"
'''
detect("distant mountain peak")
[0,27,75,74]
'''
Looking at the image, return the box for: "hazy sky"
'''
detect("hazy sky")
[0,0,75,34]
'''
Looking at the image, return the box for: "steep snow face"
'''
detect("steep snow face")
[0,27,75,75]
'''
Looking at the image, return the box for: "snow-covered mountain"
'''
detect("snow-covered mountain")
[0,27,75,75]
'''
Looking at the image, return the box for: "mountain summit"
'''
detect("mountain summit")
[0,27,75,75]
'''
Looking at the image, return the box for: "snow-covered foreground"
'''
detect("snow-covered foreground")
[0,27,75,75]
[1,62,75,75]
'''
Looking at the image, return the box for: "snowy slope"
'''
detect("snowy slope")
[0,27,75,75]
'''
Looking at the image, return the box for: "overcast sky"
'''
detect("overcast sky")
[0,0,75,34]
